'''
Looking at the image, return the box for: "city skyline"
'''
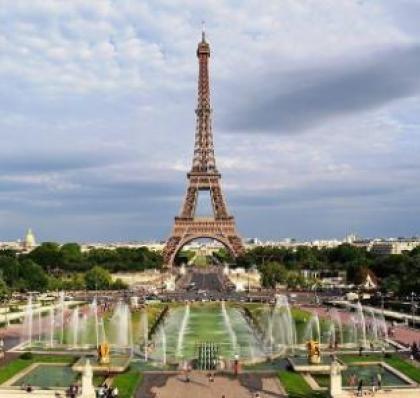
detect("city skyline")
[1,1,420,242]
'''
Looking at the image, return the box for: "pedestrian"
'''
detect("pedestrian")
[359,346,363,356]
[357,379,363,397]
[113,386,119,397]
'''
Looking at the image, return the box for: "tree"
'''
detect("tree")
[259,261,288,288]
[0,277,9,299]
[20,259,49,291]
[0,256,20,286]
[27,242,62,270]
[286,271,307,289]
[60,243,82,262]
[112,278,128,290]
[381,275,401,294]
[328,244,367,264]
[84,266,112,290]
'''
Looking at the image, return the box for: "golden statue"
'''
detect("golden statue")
[306,340,321,364]
[97,341,110,365]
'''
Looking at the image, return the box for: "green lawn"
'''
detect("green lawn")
[0,354,75,385]
[278,370,327,398]
[112,370,143,398]
[192,255,209,268]
[384,356,420,383]
[339,354,420,383]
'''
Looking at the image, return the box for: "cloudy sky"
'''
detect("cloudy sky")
[0,0,419,242]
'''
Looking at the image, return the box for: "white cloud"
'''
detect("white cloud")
[0,0,419,240]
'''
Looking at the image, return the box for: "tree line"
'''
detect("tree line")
[230,244,420,295]
[1,241,419,297]
[0,242,163,296]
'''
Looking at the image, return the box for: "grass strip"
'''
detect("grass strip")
[112,370,143,398]
[278,370,327,398]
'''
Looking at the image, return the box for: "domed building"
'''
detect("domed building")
[23,228,36,250]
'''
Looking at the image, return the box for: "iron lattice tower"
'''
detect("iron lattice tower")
[163,31,245,267]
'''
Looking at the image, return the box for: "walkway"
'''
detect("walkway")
[136,372,285,398]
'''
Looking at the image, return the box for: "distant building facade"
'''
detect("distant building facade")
[370,239,420,255]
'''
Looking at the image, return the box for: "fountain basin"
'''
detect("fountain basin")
[150,303,265,363]
[308,362,415,389]
[72,355,131,374]
[288,356,347,373]
[2,363,78,390]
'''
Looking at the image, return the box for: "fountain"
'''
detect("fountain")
[330,308,343,346]
[91,298,100,348]
[327,322,336,348]
[22,296,33,346]
[37,311,42,342]
[160,326,167,365]
[71,307,80,348]
[59,291,65,345]
[110,301,133,353]
[14,293,392,370]
[78,313,88,347]
[349,315,358,346]
[198,342,219,370]
[176,303,190,357]
[356,301,367,347]
[221,301,238,353]
[303,314,321,344]
[49,307,55,347]
[141,309,149,361]
[261,295,297,357]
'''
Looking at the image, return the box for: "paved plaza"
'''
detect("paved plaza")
[136,372,285,398]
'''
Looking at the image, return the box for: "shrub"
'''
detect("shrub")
[20,352,33,360]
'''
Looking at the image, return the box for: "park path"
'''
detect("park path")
[136,372,286,398]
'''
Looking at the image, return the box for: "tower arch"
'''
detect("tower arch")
[168,234,236,267]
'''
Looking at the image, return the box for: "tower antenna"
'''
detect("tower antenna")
[201,20,205,42]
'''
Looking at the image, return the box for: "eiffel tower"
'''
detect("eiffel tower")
[163,29,244,267]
